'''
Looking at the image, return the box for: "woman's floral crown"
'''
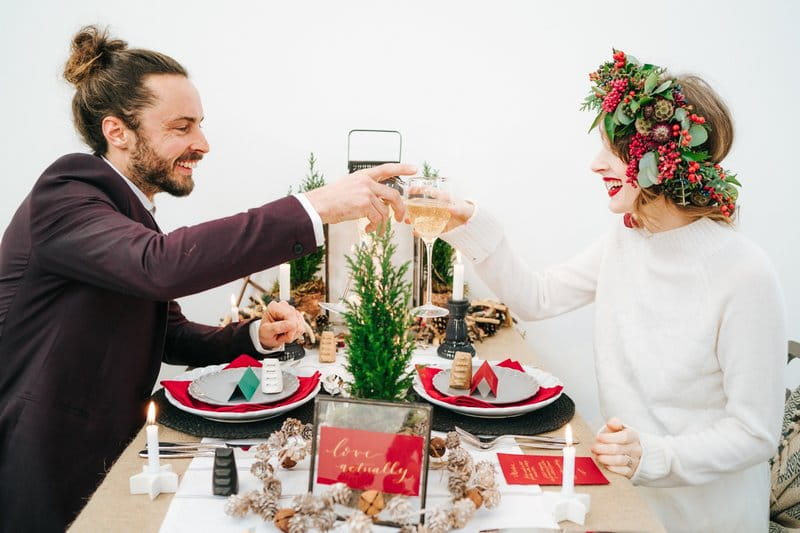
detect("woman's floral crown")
[582,50,740,217]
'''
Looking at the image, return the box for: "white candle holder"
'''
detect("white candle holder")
[541,491,591,525]
[129,464,178,500]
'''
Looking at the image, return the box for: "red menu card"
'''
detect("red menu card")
[316,426,425,496]
[497,453,609,485]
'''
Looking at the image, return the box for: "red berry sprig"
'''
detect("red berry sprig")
[602,78,629,113]
[613,50,626,69]
[656,142,681,183]
[625,133,656,185]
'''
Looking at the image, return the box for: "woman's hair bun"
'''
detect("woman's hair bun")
[63,25,127,86]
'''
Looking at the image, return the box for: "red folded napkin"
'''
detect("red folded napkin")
[497,453,609,485]
[417,359,562,408]
[162,354,321,413]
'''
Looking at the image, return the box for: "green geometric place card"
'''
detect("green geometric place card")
[228,367,260,402]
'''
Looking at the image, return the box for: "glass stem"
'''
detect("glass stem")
[425,239,434,306]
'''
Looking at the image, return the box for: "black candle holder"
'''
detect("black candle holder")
[283,341,306,361]
[437,298,475,360]
[212,448,238,496]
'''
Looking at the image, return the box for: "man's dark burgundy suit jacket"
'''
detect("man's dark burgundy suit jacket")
[0,153,317,531]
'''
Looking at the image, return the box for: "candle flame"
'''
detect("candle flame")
[456,250,462,264]
[565,423,573,447]
[147,401,156,425]
[230,293,237,307]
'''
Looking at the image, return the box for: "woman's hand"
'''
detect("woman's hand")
[443,199,475,233]
[258,300,305,348]
[591,417,642,478]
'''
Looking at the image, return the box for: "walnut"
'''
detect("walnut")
[429,436,447,458]
[273,508,295,532]
[357,489,385,517]
[466,487,483,509]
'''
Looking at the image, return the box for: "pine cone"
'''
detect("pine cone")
[313,508,338,532]
[474,461,498,490]
[288,513,315,533]
[445,431,461,450]
[345,510,374,533]
[448,474,468,499]
[385,495,414,526]
[224,492,252,518]
[324,482,352,506]
[249,490,279,521]
[314,313,329,331]
[451,498,477,528]
[266,432,287,454]
[301,423,314,442]
[653,99,674,121]
[431,316,448,334]
[447,447,473,475]
[426,506,454,533]
[691,190,711,206]
[250,460,274,481]
[263,477,282,498]
[281,418,303,437]
[643,104,655,119]
[481,486,501,509]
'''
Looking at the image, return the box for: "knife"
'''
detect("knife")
[138,449,215,458]
[156,441,256,449]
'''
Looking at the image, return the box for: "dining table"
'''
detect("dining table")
[69,327,666,532]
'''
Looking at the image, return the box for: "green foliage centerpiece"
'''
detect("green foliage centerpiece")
[343,221,415,401]
[288,153,326,287]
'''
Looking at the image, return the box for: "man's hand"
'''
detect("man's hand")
[304,163,416,232]
[590,417,642,479]
[258,300,305,349]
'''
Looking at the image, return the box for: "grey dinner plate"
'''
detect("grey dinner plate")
[188,367,300,406]
[432,365,539,404]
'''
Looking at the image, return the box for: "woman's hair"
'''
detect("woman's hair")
[63,25,188,154]
[608,75,735,226]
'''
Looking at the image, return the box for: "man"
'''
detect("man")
[0,25,414,531]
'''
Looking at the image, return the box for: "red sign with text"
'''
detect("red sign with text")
[316,426,425,496]
[497,453,609,485]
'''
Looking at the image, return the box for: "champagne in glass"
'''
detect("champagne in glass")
[406,176,451,318]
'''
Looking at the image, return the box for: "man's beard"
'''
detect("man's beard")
[128,134,197,197]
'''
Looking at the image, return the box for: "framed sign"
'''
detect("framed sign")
[308,396,432,527]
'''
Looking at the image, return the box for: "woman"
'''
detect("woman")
[440,51,785,532]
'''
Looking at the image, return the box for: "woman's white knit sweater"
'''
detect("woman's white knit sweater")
[442,207,786,533]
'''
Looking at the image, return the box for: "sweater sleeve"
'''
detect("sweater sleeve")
[632,250,786,487]
[441,205,603,321]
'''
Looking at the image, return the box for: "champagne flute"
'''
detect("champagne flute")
[405,176,451,318]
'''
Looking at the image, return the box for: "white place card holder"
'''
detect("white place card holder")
[261,358,283,394]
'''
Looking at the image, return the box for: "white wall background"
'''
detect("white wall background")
[2,0,798,429]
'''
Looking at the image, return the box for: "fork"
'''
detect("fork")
[453,425,572,450]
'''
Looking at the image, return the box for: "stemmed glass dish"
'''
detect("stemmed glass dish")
[405,176,451,318]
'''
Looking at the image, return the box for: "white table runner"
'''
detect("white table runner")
[159,348,561,531]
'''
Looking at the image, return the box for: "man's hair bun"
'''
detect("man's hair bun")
[63,25,127,86]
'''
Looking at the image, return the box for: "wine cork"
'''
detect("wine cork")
[449,351,473,389]
[261,358,283,393]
